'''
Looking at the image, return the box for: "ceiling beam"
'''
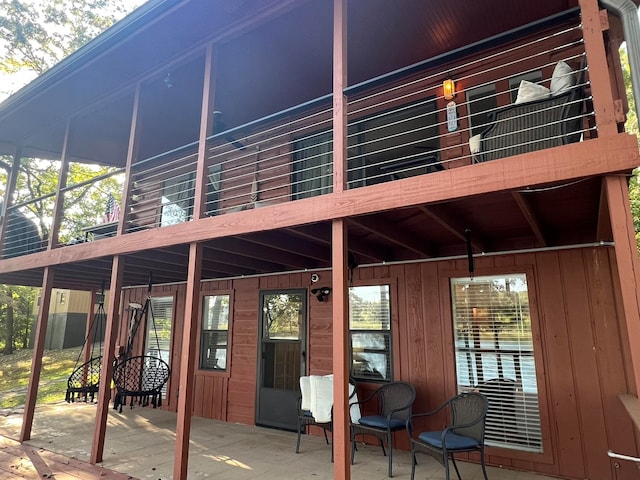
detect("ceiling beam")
[417,206,486,252]
[348,217,434,257]
[511,192,547,247]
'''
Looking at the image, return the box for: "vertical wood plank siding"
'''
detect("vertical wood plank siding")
[120,247,638,479]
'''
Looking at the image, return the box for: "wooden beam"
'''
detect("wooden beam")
[348,216,434,257]
[244,230,330,263]
[619,394,640,434]
[48,119,72,250]
[579,0,618,136]
[1,135,637,274]
[604,175,640,398]
[20,266,53,442]
[332,218,350,480]
[287,224,386,263]
[597,177,613,242]
[417,205,486,251]
[173,243,203,480]
[117,84,140,237]
[91,255,124,463]
[194,44,215,220]
[0,145,22,256]
[333,0,350,477]
[511,192,547,247]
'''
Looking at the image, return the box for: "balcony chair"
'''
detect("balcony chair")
[350,381,416,477]
[407,392,489,480]
[472,58,586,163]
[296,375,360,461]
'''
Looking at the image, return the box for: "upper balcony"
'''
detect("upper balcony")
[0,1,638,288]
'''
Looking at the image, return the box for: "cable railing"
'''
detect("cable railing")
[1,11,607,256]
[3,200,49,258]
[345,21,593,187]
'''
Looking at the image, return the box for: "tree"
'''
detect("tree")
[621,47,640,250]
[0,0,139,353]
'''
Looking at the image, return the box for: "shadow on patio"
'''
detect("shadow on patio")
[0,403,560,480]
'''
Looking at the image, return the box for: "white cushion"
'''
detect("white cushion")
[300,376,311,411]
[469,134,482,155]
[550,61,577,95]
[515,80,551,104]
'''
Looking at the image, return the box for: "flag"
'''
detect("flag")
[103,193,120,223]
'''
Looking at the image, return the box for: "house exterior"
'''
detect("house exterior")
[1,1,640,479]
[35,288,94,350]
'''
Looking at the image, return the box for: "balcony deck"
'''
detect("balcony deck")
[0,402,561,480]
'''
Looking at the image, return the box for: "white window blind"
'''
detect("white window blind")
[146,296,173,397]
[349,285,392,381]
[451,274,542,453]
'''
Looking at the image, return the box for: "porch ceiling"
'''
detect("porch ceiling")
[0,0,590,165]
[0,176,605,291]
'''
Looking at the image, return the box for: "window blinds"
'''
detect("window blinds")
[451,274,542,453]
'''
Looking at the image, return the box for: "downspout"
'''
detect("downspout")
[600,0,640,121]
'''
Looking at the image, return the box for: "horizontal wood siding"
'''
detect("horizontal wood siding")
[119,246,638,480]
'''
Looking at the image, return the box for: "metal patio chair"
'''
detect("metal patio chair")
[350,381,416,477]
[407,392,489,480]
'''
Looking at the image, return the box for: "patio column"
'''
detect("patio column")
[0,144,22,257]
[173,42,214,480]
[90,255,124,463]
[173,242,203,480]
[332,0,350,478]
[20,266,54,442]
[604,175,640,394]
[579,0,619,136]
[116,83,141,237]
[48,118,72,250]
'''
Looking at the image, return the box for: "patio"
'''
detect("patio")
[0,402,561,480]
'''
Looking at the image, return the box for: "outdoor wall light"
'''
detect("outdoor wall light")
[443,78,455,100]
[311,287,331,302]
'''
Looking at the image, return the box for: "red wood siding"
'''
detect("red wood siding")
[120,246,639,480]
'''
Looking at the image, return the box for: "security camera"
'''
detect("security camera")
[311,273,320,283]
[311,287,331,302]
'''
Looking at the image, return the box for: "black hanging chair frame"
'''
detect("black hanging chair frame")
[112,276,171,413]
[65,285,106,403]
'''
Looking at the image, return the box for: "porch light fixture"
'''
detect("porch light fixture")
[443,78,455,100]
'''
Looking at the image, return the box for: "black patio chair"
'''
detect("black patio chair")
[350,381,416,477]
[407,392,489,480]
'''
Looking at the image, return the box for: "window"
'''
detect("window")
[349,285,392,381]
[292,131,333,200]
[451,274,542,453]
[146,296,173,396]
[348,99,439,187]
[160,171,196,226]
[200,294,230,370]
[466,84,497,137]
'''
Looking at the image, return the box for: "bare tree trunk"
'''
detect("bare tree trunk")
[4,304,14,354]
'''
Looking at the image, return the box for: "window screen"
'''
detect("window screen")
[451,274,542,453]
[200,294,230,370]
[349,285,392,381]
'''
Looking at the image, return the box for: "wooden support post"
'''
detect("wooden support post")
[194,43,216,220]
[48,119,72,250]
[173,242,203,480]
[0,145,22,257]
[332,1,351,476]
[604,175,640,395]
[90,256,124,464]
[332,220,350,480]
[333,0,347,195]
[579,0,619,136]
[20,266,54,442]
[117,84,141,237]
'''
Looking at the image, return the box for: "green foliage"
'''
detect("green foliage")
[0,0,133,77]
[621,48,640,250]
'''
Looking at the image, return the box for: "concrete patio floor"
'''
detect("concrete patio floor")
[0,402,562,480]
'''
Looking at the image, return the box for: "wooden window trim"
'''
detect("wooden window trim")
[196,289,234,378]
